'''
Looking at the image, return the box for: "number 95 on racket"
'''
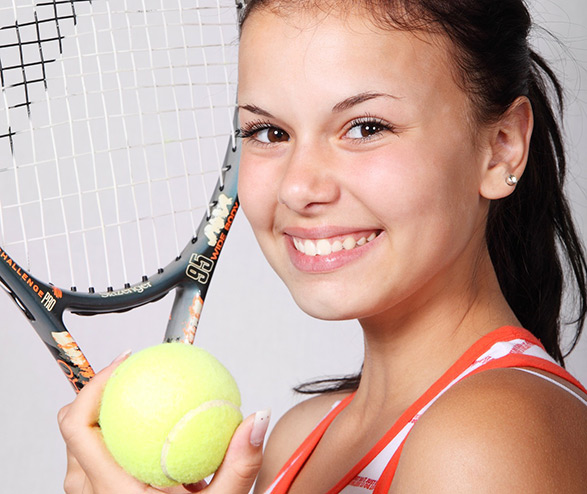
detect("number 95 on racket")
[0,0,243,392]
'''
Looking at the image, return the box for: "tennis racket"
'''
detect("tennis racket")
[0,0,242,393]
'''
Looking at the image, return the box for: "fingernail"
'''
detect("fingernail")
[111,349,132,365]
[250,409,271,447]
[184,480,208,492]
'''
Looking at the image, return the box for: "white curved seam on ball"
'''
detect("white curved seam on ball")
[160,399,242,482]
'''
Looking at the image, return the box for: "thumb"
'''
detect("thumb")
[204,410,271,494]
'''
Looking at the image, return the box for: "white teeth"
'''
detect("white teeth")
[331,240,343,252]
[316,239,332,256]
[304,239,317,256]
[342,237,356,250]
[293,237,304,253]
[293,232,379,256]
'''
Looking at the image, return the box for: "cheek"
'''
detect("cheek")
[341,148,434,221]
[348,140,482,239]
[237,155,276,235]
[238,154,292,282]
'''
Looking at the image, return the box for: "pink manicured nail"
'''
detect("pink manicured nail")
[111,349,132,365]
[250,409,271,447]
[184,479,208,492]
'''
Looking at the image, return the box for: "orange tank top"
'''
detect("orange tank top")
[264,326,587,493]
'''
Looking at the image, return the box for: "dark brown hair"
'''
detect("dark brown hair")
[239,0,587,391]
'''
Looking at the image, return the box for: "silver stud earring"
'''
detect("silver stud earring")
[505,174,518,187]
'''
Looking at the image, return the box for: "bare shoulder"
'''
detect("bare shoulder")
[254,391,351,493]
[391,368,587,493]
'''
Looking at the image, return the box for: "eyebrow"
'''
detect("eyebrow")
[238,92,400,118]
[332,92,400,113]
[238,104,275,118]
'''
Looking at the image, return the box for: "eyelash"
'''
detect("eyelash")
[237,115,397,144]
[237,120,282,140]
[344,115,397,141]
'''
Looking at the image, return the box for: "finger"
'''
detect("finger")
[58,403,72,426]
[59,350,131,448]
[63,447,91,494]
[160,481,208,494]
[64,424,153,493]
[205,410,271,494]
[184,481,208,492]
[59,352,151,491]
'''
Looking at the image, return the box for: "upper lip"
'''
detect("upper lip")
[282,226,381,240]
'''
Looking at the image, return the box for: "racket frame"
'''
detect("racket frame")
[0,130,241,392]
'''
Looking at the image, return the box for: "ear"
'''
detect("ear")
[479,96,533,200]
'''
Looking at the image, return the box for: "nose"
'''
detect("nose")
[277,142,340,214]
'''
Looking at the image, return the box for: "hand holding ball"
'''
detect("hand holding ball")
[99,343,242,487]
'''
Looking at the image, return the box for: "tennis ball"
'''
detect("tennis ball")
[99,343,242,487]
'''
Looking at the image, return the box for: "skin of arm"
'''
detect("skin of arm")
[390,368,587,493]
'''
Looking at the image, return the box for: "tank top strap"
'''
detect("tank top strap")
[264,327,585,494]
[264,393,354,494]
[372,328,587,493]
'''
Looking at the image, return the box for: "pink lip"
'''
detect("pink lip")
[284,229,383,273]
[283,226,378,240]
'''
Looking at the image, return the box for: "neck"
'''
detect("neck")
[352,248,519,416]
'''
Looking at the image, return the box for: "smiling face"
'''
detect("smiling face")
[237,8,496,324]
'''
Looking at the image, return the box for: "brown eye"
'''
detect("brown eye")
[260,127,289,143]
[345,118,394,141]
[360,123,382,137]
[238,123,290,144]
[347,122,384,139]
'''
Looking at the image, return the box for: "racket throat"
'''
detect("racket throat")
[165,286,205,344]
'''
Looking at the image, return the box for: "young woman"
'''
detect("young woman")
[58,0,587,492]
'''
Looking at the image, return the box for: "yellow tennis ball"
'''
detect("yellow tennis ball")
[99,343,242,487]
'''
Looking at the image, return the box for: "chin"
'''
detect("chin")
[289,290,371,322]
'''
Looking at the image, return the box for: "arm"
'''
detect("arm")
[390,368,587,493]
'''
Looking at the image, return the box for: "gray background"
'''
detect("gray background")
[0,0,585,491]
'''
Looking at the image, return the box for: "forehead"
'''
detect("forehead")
[238,9,462,109]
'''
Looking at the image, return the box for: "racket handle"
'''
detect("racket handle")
[49,329,96,393]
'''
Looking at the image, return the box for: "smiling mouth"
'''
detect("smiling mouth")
[292,232,380,256]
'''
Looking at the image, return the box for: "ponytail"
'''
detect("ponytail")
[487,51,587,364]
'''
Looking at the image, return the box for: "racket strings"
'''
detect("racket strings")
[0,0,239,292]
[1,1,83,283]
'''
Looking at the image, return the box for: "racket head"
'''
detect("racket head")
[0,0,243,390]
